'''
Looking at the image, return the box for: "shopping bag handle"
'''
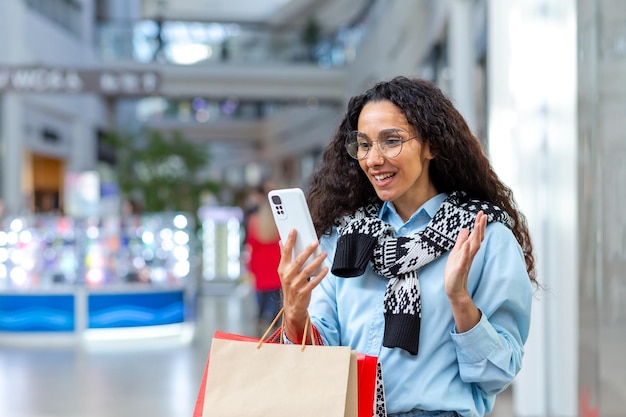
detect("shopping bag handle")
[257,307,314,351]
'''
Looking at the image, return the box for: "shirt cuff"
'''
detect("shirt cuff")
[450,311,499,363]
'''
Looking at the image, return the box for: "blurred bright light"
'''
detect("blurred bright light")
[174,261,190,278]
[161,239,175,251]
[142,230,155,245]
[7,231,18,245]
[86,226,99,239]
[19,230,33,244]
[169,44,212,65]
[86,268,105,285]
[173,246,189,261]
[151,267,167,283]
[159,228,173,241]
[9,218,24,232]
[21,258,35,271]
[195,108,210,123]
[10,267,28,286]
[10,249,25,265]
[132,256,146,269]
[173,214,188,229]
[173,230,189,245]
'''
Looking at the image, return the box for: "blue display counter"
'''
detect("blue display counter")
[0,286,195,346]
[88,290,185,329]
[0,293,76,332]
[0,212,198,343]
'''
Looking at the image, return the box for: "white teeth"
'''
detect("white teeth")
[374,173,394,181]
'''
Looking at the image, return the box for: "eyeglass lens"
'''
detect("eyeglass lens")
[345,131,408,159]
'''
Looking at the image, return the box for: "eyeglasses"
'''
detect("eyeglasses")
[345,129,419,160]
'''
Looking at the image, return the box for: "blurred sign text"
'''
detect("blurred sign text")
[0,66,161,95]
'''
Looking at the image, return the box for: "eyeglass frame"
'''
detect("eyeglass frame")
[344,128,420,160]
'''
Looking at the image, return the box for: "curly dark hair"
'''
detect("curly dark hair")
[306,76,537,284]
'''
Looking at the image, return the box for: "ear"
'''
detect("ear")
[423,142,434,160]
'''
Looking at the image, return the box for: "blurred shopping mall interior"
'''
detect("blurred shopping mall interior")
[0,0,624,416]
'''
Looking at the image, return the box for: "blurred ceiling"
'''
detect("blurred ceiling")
[140,0,372,31]
[141,0,296,23]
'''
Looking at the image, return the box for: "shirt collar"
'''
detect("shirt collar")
[379,192,448,223]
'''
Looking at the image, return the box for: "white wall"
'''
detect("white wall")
[487,1,578,416]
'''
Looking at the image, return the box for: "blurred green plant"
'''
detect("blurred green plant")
[301,16,321,61]
[102,129,220,218]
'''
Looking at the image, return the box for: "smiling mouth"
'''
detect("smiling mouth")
[373,173,395,181]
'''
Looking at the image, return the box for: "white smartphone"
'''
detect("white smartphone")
[267,187,321,271]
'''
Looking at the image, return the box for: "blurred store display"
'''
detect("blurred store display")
[0,212,196,291]
[0,212,199,335]
[198,205,243,282]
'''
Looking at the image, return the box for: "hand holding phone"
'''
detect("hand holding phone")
[267,188,321,271]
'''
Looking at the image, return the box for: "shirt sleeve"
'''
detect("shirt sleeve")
[450,223,533,396]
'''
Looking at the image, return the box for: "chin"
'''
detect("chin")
[374,189,397,202]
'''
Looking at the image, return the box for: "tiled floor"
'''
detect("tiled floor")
[0,283,513,417]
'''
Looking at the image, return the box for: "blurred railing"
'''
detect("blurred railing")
[95,20,365,68]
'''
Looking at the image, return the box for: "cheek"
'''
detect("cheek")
[401,156,429,178]
[404,145,432,173]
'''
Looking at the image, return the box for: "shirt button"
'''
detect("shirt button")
[399,227,407,234]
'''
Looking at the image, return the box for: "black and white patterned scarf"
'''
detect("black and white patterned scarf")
[331,192,513,355]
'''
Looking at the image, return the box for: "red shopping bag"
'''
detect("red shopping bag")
[192,330,382,417]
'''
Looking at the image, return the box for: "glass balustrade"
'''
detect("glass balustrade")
[95,20,365,68]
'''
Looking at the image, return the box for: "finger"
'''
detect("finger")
[308,265,329,287]
[460,220,483,265]
[478,214,486,241]
[470,212,487,247]
[279,229,297,261]
[300,251,328,281]
[477,211,487,234]
[454,227,470,250]
[277,230,300,284]
[291,240,322,271]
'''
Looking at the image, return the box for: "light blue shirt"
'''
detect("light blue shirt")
[309,193,533,417]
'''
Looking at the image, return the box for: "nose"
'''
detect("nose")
[365,143,385,166]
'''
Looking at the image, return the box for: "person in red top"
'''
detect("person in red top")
[244,184,283,333]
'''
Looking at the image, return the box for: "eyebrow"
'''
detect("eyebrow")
[355,128,406,139]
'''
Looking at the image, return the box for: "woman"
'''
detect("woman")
[277,76,537,417]
[244,184,283,334]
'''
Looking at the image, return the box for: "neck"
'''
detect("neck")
[393,186,439,222]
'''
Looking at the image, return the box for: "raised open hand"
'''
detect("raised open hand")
[444,211,487,301]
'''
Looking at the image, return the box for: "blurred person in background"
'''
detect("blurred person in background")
[276,76,537,417]
[244,183,283,334]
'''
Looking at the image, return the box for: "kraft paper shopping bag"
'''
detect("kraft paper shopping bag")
[202,337,356,417]
[193,331,384,417]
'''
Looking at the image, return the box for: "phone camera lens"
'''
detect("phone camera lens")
[271,196,282,204]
